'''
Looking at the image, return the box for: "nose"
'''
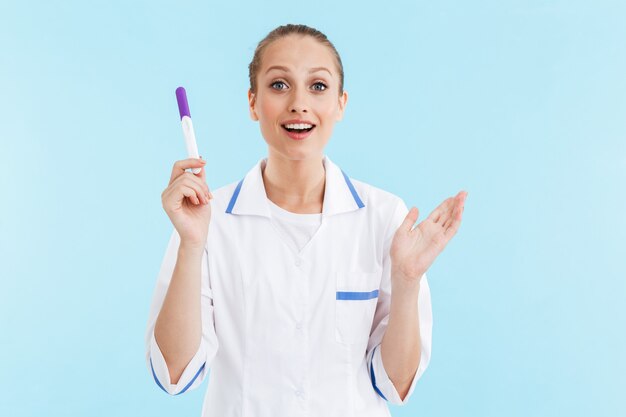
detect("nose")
[288,86,308,113]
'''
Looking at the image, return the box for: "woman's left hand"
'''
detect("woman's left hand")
[390,190,468,284]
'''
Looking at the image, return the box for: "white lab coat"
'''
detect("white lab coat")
[145,154,433,417]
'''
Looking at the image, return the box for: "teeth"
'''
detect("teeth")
[284,123,313,129]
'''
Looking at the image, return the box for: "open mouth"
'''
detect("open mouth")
[281,125,316,133]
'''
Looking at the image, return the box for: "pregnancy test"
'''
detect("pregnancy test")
[175,86,201,174]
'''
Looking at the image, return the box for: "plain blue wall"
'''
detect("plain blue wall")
[1,1,624,416]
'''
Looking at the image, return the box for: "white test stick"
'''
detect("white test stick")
[175,86,201,174]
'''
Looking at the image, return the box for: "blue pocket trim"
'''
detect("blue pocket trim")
[336,289,379,300]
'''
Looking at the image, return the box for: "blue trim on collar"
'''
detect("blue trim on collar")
[225,164,364,215]
[341,169,364,209]
[225,178,244,214]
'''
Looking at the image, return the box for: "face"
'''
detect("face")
[248,35,348,161]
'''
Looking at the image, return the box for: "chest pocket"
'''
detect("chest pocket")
[335,268,383,344]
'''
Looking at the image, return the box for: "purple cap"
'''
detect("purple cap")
[176,86,191,119]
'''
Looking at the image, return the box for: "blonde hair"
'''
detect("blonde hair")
[248,24,344,96]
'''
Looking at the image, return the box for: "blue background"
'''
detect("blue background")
[1,1,624,416]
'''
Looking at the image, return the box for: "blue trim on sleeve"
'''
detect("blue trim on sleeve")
[340,169,364,209]
[336,289,379,300]
[150,357,169,394]
[225,178,244,214]
[150,356,207,395]
[178,362,207,394]
[370,345,388,401]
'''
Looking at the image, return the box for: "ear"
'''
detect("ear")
[335,90,348,122]
[248,89,259,121]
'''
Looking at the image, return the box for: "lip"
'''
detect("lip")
[281,119,317,141]
[281,119,316,125]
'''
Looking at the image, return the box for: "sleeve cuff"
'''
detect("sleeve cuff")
[369,342,428,405]
[148,332,208,395]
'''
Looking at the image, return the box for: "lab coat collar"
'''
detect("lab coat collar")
[225,154,365,218]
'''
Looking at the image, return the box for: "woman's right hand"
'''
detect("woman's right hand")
[161,157,213,248]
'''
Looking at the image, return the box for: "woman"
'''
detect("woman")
[145,24,467,417]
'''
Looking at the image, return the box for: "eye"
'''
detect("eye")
[270,80,287,90]
[312,82,327,91]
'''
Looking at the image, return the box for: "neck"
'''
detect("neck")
[262,151,326,212]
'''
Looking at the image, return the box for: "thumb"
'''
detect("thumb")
[401,207,419,232]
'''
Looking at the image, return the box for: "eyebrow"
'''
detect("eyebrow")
[265,65,333,77]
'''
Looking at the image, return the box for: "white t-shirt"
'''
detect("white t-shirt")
[266,197,322,253]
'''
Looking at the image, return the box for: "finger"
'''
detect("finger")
[400,207,419,232]
[443,192,467,228]
[163,183,202,206]
[442,206,457,228]
[198,157,213,199]
[169,157,207,185]
[444,203,463,237]
[427,197,454,224]
[442,199,461,229]
[176,172,211,201]
[179,184,203,205]
[177,176,209,204]
[198,157,206,182]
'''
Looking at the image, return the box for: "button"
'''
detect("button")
[296,322,302,330]
[295,259,302,267]
[295,389,304,397]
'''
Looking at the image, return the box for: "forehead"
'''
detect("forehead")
[261,35,336,74]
